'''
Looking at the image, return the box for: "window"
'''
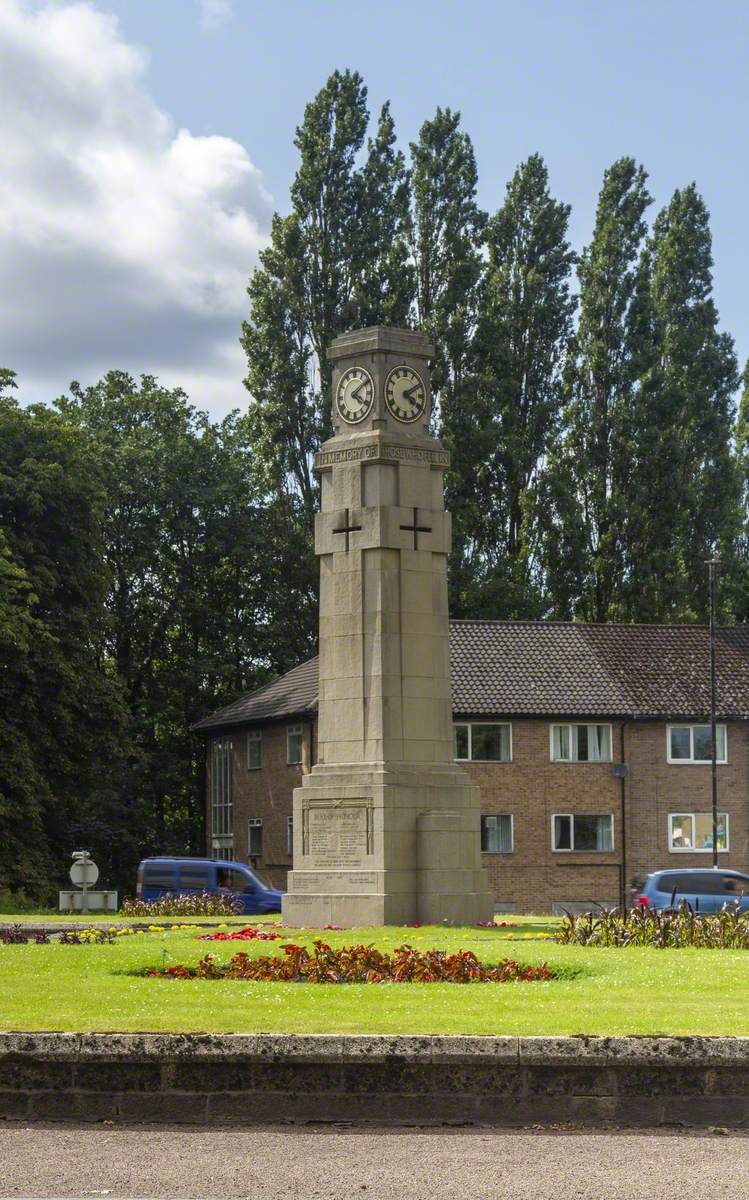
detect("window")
[669,812,729,852]
[481,814,513,853]
[553,814,614,852]
[143,865,177,889]
[178,866,211,890]
[287,815,294,857]
[287,724,304,765]
[248,817,263,857]
[668,725,727,764]
[454,723,511,762]
[247,731,262,770]
[551,724,612,762]
[210,737,233,858]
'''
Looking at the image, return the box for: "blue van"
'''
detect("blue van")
[136,857,283,915]
[638,868,749,914]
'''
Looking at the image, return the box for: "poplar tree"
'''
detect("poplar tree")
[626,186,739,620]
[242,72,414,525]
[542,158,652,619]
[735,361,749,620]
[467,155,576,616]
[408,107,486,610]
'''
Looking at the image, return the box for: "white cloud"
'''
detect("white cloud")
[0,0,271,416]
[197,0,232,32]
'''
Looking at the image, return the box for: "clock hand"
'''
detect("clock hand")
[402,384,420,403]
[350,382,367,405]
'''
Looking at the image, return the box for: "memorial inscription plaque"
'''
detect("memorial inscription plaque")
[303,804,371,868]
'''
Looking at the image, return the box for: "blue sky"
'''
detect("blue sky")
[2,0,747,414]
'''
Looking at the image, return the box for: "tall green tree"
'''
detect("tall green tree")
[463,154,576,616]
[542,158,652,619]
[735,360,749,620]
[623,186,740,620]
[242,71,414,526]
[408,107,486,610]
[57,372,313,881]
[0,381,126,897]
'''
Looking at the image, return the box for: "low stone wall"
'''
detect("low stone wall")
[2,1033,749,1127]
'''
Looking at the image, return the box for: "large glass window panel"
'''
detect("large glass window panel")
[247,732,262,770]
[670,727,691,760]
[248,817,263,856]
[692,726,713,761]
[287,725,303,765]
[575,814,613,850]
[471,724,510,762]
[694,812,728,851]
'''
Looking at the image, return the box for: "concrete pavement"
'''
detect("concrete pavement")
[0,1123,747,1198]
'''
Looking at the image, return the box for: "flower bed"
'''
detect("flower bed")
[199,926,281,942]
[122,892,242,917]
[147,939,554,984]
[556,902,749,948]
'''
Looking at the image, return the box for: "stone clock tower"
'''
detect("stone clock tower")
[282,326,491,927]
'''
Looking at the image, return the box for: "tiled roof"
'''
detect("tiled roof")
[192,621,749,732]
[192,657,318,732]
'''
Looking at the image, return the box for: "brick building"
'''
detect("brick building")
[193,621,749,914]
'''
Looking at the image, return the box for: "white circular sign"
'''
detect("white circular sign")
[70,860,99,887]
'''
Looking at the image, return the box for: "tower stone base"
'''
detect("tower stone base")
[282,762,492,928]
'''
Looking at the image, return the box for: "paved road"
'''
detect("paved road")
[1,1123,747,1199]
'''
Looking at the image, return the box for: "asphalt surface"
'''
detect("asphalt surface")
[1,1123,748,1199]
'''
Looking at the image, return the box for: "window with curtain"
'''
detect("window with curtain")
[480,814,513,853]
[551,724,612,762]
[553,814,613,851]
[669,812,729,851]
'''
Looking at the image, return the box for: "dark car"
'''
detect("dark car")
[638,868,749,914]
[136,857,283,914]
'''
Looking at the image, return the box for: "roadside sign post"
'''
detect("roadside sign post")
[69,851,99,915]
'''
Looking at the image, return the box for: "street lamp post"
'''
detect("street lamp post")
[706,558,720,869]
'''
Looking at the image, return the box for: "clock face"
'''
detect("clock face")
[335,366,374,424]
[384,365,427,423]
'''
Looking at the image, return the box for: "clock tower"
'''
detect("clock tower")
[282,326,491,927]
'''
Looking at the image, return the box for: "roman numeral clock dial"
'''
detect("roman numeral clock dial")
[384,365,426,423]
[335,367,374,424]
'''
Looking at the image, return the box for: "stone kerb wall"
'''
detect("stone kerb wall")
[3,1034,749,1127]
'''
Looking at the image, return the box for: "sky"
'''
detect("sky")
[2,0,748,418]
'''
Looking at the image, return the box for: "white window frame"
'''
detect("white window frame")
[550,723,613,763]
[454,722,512,763]
[480,813,514,854]
[287,814,294,857]
[668,812,730,853]
[247,730,262,770]
[286,723,304,766]
[551,813,615,852]
[247,816,263,857]
[667,724,727,765]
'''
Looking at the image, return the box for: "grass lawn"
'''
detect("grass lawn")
[2,921,749,1036]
